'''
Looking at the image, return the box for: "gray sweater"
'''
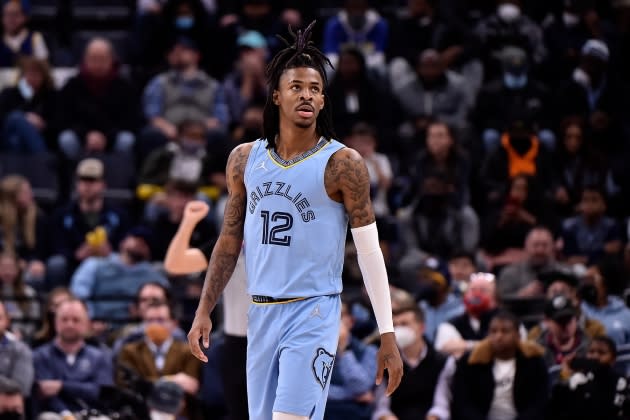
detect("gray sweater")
[0,334,34,396]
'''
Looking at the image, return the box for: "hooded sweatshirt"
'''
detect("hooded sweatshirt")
[582,296,630,346]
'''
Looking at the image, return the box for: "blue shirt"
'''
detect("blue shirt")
[561,215,621,265]
[243,138,348,297]
[33,342,113,413]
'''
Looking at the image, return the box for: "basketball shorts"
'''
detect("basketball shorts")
[246,294,341,420]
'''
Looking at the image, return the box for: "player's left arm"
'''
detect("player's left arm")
[325,148,403,396]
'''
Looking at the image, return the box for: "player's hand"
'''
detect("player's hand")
[188,311,212,362]
[376,332,403,396]
[183,200,210,224]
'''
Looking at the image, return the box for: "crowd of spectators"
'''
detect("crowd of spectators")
[1,0,630,419]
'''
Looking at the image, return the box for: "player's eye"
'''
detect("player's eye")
[291,85,300,91]
[311,87,320,93]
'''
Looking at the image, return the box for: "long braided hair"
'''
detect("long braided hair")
[262,21,336,149]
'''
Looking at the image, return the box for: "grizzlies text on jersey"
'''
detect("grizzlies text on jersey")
[243,137,348,298]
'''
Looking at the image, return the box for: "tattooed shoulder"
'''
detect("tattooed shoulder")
[226,142,254,184]
[325,147,375,228]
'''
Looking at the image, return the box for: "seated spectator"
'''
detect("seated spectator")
[0,377,25,418]
[222,30,268,126]
[138,119,226,197]
[528,268,606,342]
[50,159,129,286]
[31,287,73,348]
[140,37,229,158]
[0,0,48,67]
[451,311,548,420]
[390,49,469,146]
[548,335,630,420]
[117,301,200,398]
[56,38,140,160]
[554,39,626,155]
[373,304,447,420]
[417,262,464,341]
[448,251,478,297]
[405,121,471,207]
[147,378,186,420]
[322,0,389,75]
[0,57,56,154]
[480,119,555,209]
[473,47,555,152]
[112,282,186,355]
[0,253,39,340]
[536,295,589,368]
[325,298,378,419]
[70,226,169,325]
[435,272,499,358]
[398,170,479,265]
[497,226,564,299]
[552,117,611,218]
[580,258,630,346]
[33,298,113,417]
[560,185,623,265]
[473,0,546,79]
[344,123,393,218]
[0,175,49,285]
[0,301,33,397]
[482,175,548,265]
[327,47,391,140]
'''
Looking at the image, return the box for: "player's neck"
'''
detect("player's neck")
[275,121,320,161]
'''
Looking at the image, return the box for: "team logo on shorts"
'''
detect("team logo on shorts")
[312,348,335,389]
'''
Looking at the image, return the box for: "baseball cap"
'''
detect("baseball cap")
[544,295,577,324]
[539,268,578,289]
[237,30,267,49]
[581,39,609,62]
[173,36,200,52]
[147,379,184,414]
[76,158,104,179]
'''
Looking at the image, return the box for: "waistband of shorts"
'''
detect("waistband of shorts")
[251,295,308,305]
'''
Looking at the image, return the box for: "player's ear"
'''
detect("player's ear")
[320,94,325,110]
[273,90,280,105]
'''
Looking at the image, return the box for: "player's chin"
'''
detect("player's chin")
[294,118,316,129]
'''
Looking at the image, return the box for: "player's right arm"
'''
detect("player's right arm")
[188,142,253,362]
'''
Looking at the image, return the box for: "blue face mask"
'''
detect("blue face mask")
[504,72,528,89]
[18,77,34,100]
[175,16,194,29]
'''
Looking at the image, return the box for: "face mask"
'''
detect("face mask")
[504,72,528,89]
[180,139,204,154]
[394,325,417,349]
[145,323,170,346]
[497,3,521,23]
[464,291,491,317]
[175,16,194,29]
[124,249,148,264]
[563,12,580,27]
[150,411,176,420]
[348,14,366,30]
[573,67,591,88]
[578,283,598,306]
[17,77,34,100]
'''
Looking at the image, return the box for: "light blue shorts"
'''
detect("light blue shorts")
[246,294,341,419]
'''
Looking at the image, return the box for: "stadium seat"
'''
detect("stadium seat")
[0,153,60,207]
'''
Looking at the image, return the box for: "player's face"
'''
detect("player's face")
[274,67,325,130]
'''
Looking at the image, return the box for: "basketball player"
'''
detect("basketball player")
[164,200,249,420]
[188,22,403,420]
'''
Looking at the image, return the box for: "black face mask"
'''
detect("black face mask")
[416,283,440,305]
[125,250,148,264]
[578,283,599,306]
[417,194,449,215]
[0,412,24,420]
[348,14,366,30]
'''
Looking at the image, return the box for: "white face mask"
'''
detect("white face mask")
[562,11,580,27]
[497,3,521,23]
[150,411,176,420]
[573,67,591,88]
[394,325,417,349]
[17,77,34,100]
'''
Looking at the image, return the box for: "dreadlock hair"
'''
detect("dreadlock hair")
[263,21,336,149]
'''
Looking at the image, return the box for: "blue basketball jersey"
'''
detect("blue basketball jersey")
[243,138,348,298]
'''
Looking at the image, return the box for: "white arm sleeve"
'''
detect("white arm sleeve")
[351,222,394,334]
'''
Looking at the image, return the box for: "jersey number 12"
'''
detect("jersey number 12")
[261,210,293,246]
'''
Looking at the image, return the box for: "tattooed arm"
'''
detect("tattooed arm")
[325,148,403,396]
[188,142,252,362]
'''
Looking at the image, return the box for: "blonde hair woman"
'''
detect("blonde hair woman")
[0,174,47,282]
[0,251,40,340]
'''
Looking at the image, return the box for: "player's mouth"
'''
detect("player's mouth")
[296,104,314,118]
